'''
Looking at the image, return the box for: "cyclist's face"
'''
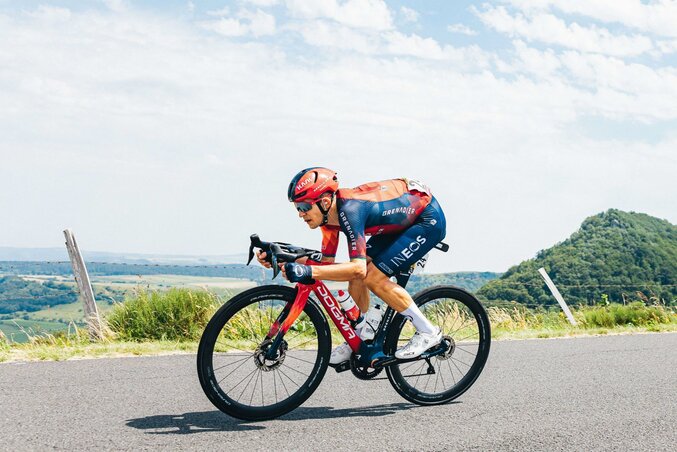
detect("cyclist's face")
[297,201,322,229]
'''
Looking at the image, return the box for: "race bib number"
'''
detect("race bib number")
[406,179,431,196]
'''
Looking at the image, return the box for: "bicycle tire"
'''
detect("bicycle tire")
[385,285,491,405]
[197,285,331,421]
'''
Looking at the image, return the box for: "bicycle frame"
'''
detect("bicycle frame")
[264,278,403,368]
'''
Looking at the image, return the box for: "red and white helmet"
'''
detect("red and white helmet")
[287,167,338,203]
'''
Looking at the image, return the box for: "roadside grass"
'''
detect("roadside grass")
[106,288,220,342]
[488,302,677,339]
[1,289,675,363]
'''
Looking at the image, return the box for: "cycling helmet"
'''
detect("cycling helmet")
[287,167,338,203]
[287,167,338,226]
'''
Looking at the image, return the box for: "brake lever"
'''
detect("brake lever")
[270,243,281,279]
[247,234,273,266]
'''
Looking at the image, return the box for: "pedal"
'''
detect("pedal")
[329,361,351,373]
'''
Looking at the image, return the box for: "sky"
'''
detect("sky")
[1,0,676,273]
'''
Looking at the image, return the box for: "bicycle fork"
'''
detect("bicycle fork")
[263,285,310,360]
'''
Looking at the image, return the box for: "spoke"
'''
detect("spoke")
[454,347,477,358]
[433,361,441,393]
[273,367,279,403]
[217,354,254,386]
[213,355,252,372]
[446,359,457,385]
[249,369,261,405]
[455,331,479,342]
[226,366,257,396]
[438,360,447,390]
[260,368,265,406]
[450,319,474,336]
[285,354,317,365]
[283,364,311,378]
[237,368,260,402]
[423,365,433,393]
[412,361,426,388]
[451,357,466,378]
[287,337,318,351]
[276,368,291,396]
[214,340,259,355]
[277,367,301,388]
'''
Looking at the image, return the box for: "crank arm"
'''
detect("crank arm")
[371,340,450,369]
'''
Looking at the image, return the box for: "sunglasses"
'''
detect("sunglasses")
[294,201,315,213]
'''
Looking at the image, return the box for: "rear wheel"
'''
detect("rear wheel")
[197,285,331,421]
[385,286,491,405]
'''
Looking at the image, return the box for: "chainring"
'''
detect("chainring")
[349,354,383,380]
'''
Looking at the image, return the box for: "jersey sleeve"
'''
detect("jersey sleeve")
[320,226,339,258]
[338,200,367,259]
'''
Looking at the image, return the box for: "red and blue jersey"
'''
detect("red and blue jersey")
[320,178,433,260]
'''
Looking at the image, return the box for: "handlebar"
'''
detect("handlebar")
[247,234,322,279]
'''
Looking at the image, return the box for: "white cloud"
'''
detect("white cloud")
[505,0,677,38]
[296,20,379,53]
[27,5,72,21]
[475,5,654,57]
[201,9,276,37]
[187,2,195,13]
[385,31,444,59]
[447,23,477,36]
[201,17,247,36]
[207,7,230,17]
[400,6,419,23]
[1,5,675,272]
[246,0,280,6]
[285,0,393,30]
[102,0,127,13]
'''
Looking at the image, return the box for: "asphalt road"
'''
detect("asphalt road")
[2,333,676,451]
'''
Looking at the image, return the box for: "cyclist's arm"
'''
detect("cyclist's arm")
[294,256,334,264]
[310,258,366,281]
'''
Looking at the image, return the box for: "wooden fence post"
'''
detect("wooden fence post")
[63,229,105,340]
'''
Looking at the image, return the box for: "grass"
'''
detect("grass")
[2,292,676,363]
[488,302,677,339]
[106,288,220,341]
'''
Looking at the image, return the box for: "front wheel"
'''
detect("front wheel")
[385,286,491,405]
[197,285,331,421]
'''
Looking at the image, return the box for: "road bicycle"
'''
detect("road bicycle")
[197,234,491,421]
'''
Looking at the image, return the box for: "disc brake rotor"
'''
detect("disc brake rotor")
[254,339,288,372]
[435,335,455,361]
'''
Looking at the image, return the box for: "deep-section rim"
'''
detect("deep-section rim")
[197,285,331,421]
[384,285,491,405]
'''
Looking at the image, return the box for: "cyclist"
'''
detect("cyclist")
[256,167,446,365]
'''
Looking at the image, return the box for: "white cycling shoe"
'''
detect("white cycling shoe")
[329,342,353,365]
[395,328,443,360]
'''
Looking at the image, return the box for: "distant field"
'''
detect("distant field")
[0,273,257,342]
[0,319,73,343]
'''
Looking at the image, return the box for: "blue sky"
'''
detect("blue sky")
[1,0,675,272]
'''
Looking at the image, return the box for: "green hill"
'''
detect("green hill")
[477,209,677,307]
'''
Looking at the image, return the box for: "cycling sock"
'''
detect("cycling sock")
[400,303,436,334]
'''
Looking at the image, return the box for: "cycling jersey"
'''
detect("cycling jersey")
[319,178,446,276]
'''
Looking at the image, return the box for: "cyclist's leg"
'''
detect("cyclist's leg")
[348,257,372,312]
[364,198,447,357]
[368,196,446,290]
[348,235,396,312]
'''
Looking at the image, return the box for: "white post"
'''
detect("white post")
[538,268,577,326]
[64,229,104,340]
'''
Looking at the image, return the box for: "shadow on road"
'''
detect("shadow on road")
[126,402,428,434]
[126,412,264,434]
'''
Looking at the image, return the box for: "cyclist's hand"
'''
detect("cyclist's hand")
[282,262,314,284]
[256,250,272,268]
